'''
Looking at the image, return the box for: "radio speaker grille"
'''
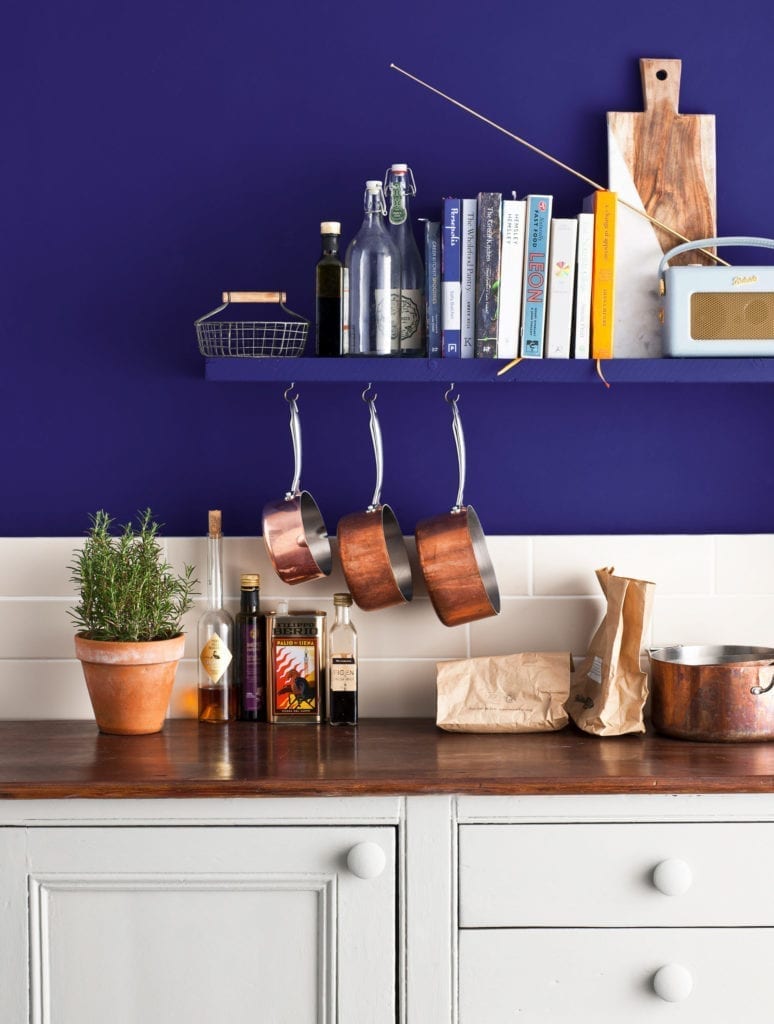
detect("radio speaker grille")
[691,292,774,340]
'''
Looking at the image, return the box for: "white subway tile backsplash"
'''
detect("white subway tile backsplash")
[652,595,774,649]
[470,597,604,657]
[716,535,774,594]
[3,532,774,721]
[0,600,74,659]
[486,536,531,596]
[532,535,714,596]
[0,538,80,598]
[0,659,94,718]
[359,660,438,718]
[355,598,468,660]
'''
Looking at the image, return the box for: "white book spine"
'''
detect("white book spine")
[573,212,594,358]
[496,199,526,359]
[460,199,477,358]
[545,219,578,358]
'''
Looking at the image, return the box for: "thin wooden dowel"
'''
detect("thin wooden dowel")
[389,64,729,267]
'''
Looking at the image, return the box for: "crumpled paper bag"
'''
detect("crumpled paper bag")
[568,566,655,736]
[436,651,572,733]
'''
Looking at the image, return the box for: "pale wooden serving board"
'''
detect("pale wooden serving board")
[606,58,717,356]
[608,57,717,264]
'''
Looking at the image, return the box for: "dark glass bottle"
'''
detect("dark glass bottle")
[315,221,346,356]
[234,573,265,721]
[328,592,358,725]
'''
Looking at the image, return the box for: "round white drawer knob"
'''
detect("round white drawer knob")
[653,963,693,1002]
[652,857,693,896]
[347,842,386,879]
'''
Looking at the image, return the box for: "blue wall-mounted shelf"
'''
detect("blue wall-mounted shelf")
[204,357,774,385]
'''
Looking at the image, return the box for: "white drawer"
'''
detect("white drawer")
[459,927,774,1022]
[459,822,774,927]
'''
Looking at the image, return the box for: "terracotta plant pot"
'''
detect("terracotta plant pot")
[74,633,185,735]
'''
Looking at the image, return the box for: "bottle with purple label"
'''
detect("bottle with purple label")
[235,573,264,721]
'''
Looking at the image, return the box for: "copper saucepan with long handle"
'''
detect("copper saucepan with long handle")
[262,385,332,585]
[415,386,500,627]
[337,385,413,611]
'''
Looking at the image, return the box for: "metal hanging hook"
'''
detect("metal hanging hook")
[282,384,302,497]
[442,385,466,512]
[362,384,384,510]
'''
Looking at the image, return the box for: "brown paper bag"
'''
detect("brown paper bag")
[436,651,572,733]
[569,567,655,736]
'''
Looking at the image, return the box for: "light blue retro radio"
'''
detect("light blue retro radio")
[659,236,774,356]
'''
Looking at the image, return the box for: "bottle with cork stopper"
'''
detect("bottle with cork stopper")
[197,510,235,723]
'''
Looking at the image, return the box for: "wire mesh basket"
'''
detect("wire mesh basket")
[196,291,309,358]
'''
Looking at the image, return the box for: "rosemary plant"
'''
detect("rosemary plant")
[69,509,197,642]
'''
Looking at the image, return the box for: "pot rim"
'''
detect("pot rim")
[337,503,413,608]
[650,644,774,667]
[415,504,501,625]
[74,632,186,664]
[262,489,332,583]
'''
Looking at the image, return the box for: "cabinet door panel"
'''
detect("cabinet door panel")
[460,927,774,1022]
[22,826,395,1024]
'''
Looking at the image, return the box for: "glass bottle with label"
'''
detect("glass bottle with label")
[345,180,401,355]
[315,221,347,356]
[234,573,264,721]
[384,163,425,355]
[198,510,235,723]
[328,592,358,725]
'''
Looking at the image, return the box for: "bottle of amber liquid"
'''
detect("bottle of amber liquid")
[234,573,264,721]
[328,592,358,725]
[315,221,346,355]
[197,510,235,723]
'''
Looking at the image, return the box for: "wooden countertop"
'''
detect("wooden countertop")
[2,719,774,798]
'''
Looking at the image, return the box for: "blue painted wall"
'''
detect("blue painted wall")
[5,0,774,536]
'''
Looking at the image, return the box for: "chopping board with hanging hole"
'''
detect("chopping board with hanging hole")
[607,58,717,266]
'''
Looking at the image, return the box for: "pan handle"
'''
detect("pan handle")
[284,383,302,498]
[363,384,383,511]
[751,663,774,696]
[446,385,466,512]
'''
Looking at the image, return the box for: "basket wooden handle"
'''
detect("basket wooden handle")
[222,291,287,304]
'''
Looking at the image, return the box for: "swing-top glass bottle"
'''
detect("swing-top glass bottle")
[345,180,401,355]
[384,163,425,355]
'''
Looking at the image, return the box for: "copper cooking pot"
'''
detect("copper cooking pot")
[337,386,413,611]
[415,387,500,628]
[262,385,332,585]
[650,645,774,742]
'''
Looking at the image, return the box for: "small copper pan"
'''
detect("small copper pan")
[415,387,500,627]
[262,385,332,585]
[337,386,413,611]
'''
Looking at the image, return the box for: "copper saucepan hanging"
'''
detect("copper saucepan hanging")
[415,386,500,627]
[262,384,332,585]
[337,385,413,611]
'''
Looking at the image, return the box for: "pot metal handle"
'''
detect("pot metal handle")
[284,383,302,498]
[446,384,466,512]
[751,663,774,696]
[363,384,383,511]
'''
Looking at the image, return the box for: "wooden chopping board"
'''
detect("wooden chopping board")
[607,58,716,266]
